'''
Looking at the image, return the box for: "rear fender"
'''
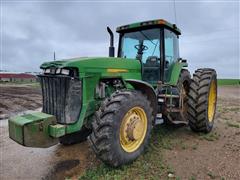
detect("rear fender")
[167,61,188,85]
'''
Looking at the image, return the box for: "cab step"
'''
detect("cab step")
[155,113,163,125]
[166,108,181,113]
[158,94,180,98]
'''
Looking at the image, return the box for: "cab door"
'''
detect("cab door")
[163,29,180,82]
[140,29,161,84]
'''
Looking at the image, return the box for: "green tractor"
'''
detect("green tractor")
[9,19,217,167]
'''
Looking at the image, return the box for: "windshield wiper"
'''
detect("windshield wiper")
[152,41,159,56]
[139,31,157,46]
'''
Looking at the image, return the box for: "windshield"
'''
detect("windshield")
[119,28,160,63]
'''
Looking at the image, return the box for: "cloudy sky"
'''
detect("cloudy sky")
[1,0,239,78]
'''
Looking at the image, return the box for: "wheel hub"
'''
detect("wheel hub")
[126,115,144,141]
[119,107,148,153]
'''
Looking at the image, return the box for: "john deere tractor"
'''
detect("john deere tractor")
[9,19,217,167]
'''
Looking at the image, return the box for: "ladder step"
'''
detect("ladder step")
[166,108,181,113]
[156,113,162,118]
[166,104,176,108]
[155,118,163,125]
[158,94,180,98]
[158,98,164,103]
[172,121,188,125]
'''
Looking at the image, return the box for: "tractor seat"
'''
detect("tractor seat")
[143,56,160,82]
[144,56,159,67]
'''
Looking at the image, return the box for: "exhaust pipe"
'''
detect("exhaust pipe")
[107,26,115,57]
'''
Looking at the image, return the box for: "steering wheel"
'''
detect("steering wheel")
[134,44,148,51]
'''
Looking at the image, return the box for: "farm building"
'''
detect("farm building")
[0,73,37,83]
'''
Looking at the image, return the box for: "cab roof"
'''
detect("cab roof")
[116,19,181,35]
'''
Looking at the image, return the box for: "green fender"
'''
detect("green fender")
[167,61,188,85]
[125,79,157,116]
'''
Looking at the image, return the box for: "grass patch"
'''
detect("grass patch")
[228,107,240,112]
[26,82,41,88]
[0,81,40,88]
[217,79,240,86]
[180,143,188,150]
[207,171,216,179]
[220,106,240,113]
[189,176,196,180]
[78,125,177,180]
[199,132,220,141]
[226,122,240,128]
[0,81,35,84]
[191,144,198,150]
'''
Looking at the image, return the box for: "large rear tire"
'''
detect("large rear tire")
[187,68,217,133]
[88,90,154,167]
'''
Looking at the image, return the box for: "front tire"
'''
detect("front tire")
[187,68,217,133]
[88,90,154,167]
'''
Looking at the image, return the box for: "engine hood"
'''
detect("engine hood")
[40,57,141,75]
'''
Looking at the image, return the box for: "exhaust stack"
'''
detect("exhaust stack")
[107,26,115,57]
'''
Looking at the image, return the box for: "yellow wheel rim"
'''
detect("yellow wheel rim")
[120,107,147,153]
[208,80,217,122]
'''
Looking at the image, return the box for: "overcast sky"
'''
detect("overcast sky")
[1,0,239,78]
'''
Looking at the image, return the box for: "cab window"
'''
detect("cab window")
[164,29,179,81]
[120,28,161,83]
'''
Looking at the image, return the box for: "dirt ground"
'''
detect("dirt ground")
[163,86,240,179]
[0,84,42,120]
[0,83,97,180]
[0,84,239,179]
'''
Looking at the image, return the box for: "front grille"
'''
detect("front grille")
[38,75,82,124]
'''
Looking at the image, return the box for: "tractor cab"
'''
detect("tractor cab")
[116,19,181,84]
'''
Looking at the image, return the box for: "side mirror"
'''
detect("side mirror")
[178,58,187,63]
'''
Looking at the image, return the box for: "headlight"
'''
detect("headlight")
[56,68,61,74]
[61,69,70,75]
[50,68,55,74]
[45,68,50,74]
